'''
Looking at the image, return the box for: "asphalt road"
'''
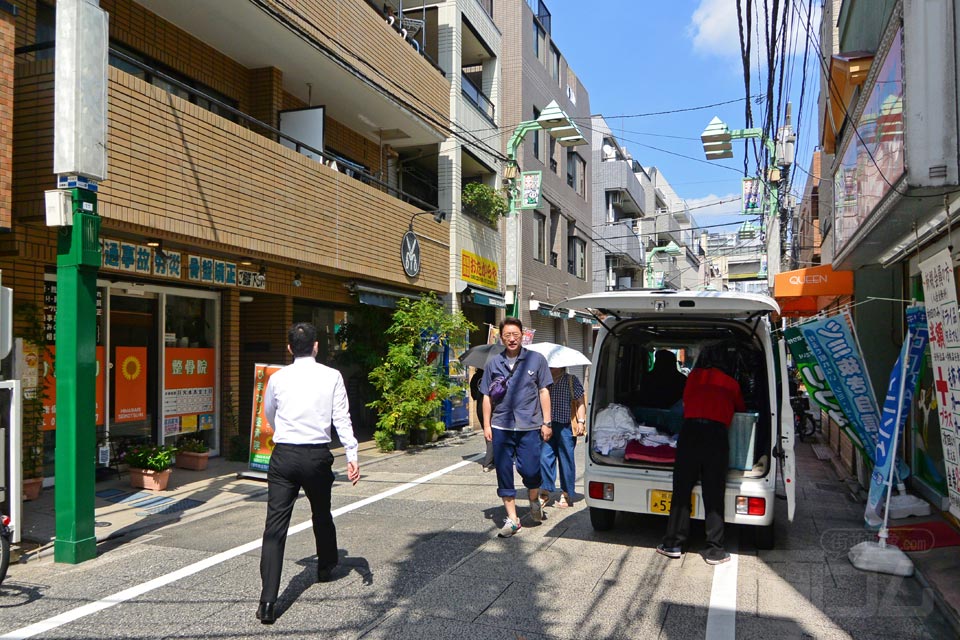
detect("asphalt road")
[0,435,954,639]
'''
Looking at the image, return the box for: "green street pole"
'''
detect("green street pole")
[505,121,541,319]
[54,187,101,564]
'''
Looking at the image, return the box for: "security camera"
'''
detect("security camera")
[433,210,447,224]
[293,272,302,287]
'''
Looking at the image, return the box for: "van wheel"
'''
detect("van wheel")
[590,507,616,531]
[754,523,775,550]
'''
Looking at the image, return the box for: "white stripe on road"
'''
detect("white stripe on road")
[2,457,479,640]
[705,552,738,640]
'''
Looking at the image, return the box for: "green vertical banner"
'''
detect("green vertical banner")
[784,326,869,459]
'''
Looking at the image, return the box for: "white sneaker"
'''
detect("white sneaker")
[498,517,521,538]
[530,498,545,523]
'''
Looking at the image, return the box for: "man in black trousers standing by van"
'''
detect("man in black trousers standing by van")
[657,345,744,565]
[257,322,360,624]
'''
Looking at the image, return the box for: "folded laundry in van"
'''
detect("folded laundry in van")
[640,433,678,448]
[625,439,677,464]
[593,403,642,455]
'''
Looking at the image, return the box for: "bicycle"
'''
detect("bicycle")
[0,512,10,585]
[791,394,817,442]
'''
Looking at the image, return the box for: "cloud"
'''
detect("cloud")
[689,0,741,58]
[688,0,822,62]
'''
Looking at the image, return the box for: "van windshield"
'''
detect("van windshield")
[590,318,771,471]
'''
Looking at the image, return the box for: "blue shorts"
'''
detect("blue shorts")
[492,428,542,498]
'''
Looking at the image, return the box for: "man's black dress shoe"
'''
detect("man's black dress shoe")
[256,601,276,624]
[317,563,337,583]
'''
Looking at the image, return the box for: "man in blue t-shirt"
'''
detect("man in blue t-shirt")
[480,317,552,538]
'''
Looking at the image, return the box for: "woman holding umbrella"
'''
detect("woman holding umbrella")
[525,343,590,509]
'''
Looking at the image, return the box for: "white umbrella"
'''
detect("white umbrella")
[525,342,591,368]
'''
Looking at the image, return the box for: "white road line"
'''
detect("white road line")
[2,457,479,640]
[705,553,738,640]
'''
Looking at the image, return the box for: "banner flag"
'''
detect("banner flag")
[919,248,960,519]
[800,316,881,461]
[783,327,868,456]
[249,363,283,472]
[865,305,929,527]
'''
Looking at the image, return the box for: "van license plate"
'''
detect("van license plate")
[650,490,696,517]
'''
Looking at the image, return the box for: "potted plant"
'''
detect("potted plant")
[462,182,508,227]
[175,436,210,471]
[14,303,48,501]
[429,419,446,443]
[368,294,474,452]
[123,443,178,491]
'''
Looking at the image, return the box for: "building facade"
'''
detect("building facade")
[818,0,960,519]
[494,0,594,359]
[589,116,645,292]
[2,0,457,477]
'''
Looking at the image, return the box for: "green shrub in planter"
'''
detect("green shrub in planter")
[177,436,209,454]
[123,444,178,472]
[462,183,508,226]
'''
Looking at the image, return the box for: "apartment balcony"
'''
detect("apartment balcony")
[595,220,643,267]
[12,61,449,292]
[637,213,683,247]
[138,0,449,148]
[649,253,681,289]
[597,159,646,217]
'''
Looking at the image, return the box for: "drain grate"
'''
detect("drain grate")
[811,444,834,460]
[136,498,203,517]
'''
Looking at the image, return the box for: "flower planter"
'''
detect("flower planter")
[409,428,428,446]
[393,433,409,451]
[129,468,172,491]
[23,477,43,501]
[176,451,209,471]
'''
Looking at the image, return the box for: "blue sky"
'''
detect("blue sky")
[550,0,821,232]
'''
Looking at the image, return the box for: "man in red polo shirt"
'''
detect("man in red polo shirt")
[656,344,745,565]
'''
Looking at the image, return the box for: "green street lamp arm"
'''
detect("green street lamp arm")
[507,120,543,162]
[728,127,777,164]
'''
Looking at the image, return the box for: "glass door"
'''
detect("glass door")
[161,294,218,452]
[107,290,159,444]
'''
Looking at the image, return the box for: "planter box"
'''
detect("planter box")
[176,451,209,471]
[129,468,172,491]
[23,477,43,501]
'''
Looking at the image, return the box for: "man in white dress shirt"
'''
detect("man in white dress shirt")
[257,322,360,624]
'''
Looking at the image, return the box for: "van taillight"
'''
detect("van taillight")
[589,481,614,501]
[736,496,765,516]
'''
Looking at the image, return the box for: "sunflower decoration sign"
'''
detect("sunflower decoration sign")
[114,346,147,423]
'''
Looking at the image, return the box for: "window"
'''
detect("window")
[36,2,55,60]
[108,44,240,122]
[533,18,546,61]
[550,137,558,174]
[568,237,586,279]
[533,213,546,262]
[550,45,561,85]
[567,151,585,196]
[532,107,541,161]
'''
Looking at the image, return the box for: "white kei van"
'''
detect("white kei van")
[562,290,796,549]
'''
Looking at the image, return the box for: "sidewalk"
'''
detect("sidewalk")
[809,438,960,635]
[12,435,417,562]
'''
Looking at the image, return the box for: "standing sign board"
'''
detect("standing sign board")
[919,248,960,518]
[249,363,283,472]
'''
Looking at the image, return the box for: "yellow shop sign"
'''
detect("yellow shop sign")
[461,250,498,289]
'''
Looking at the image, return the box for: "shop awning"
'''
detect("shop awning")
[348,282,420,308]
[461,286,506,308]
[773,265,853,317]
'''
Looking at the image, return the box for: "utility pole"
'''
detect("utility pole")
[49,0,109,565]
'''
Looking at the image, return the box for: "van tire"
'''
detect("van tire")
[754,522,775,550]
[589,507,616,531]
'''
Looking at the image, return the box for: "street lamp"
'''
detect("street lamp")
[504,100,587,317]
[700,116,783,284]
[401,209,446,279]
[645,241,682,288]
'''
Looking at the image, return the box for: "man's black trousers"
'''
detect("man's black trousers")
[260,442,338,603]
[663,418,729,551]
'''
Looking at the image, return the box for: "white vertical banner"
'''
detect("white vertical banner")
[919,248,960,518]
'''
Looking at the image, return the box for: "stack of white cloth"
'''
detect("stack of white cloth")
[593,404,642,455]
[638,432,679,448]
